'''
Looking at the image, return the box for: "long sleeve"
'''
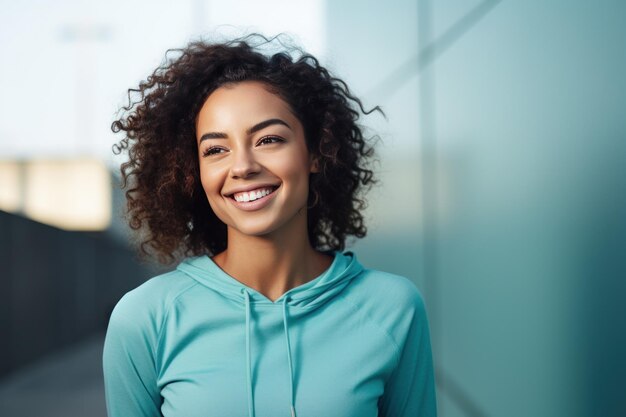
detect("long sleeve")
[102,292,163,417]
[378,290,437,417]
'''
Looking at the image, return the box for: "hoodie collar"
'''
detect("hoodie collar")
[176,250,363,309]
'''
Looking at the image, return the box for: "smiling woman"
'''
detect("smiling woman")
[103,34,437,417]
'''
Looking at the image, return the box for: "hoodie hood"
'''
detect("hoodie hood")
[176,250,364,310]
[175,250,364,417]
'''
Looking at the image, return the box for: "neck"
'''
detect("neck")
[212,212,332,302]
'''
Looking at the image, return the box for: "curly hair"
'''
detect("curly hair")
[112,34,381,265]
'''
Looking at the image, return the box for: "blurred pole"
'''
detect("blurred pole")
[416,0,442,410]
[193,0,207,35]
[57,21,111,333]
[59,22,111,157]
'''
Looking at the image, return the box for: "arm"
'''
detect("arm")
[378,291,437,417]
[102,293,163,417]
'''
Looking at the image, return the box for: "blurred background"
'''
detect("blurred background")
[1,0,625,416]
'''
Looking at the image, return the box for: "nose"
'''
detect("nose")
[229,148,261,179]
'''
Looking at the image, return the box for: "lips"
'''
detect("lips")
[226,185,280,211]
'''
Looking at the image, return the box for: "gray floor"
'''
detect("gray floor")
[0,332,107,417]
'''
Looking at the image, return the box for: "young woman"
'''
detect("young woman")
[103,34,437,417]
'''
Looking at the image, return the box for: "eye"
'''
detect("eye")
[202,146,227,157]
[257,135,284,146]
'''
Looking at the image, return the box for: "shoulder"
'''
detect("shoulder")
[106,268,198,338]
[343,266,429,347]
[353,267,426,312]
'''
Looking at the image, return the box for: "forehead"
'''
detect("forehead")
[196,81,297,132]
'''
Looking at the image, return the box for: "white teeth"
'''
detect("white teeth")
[233,187,274,202]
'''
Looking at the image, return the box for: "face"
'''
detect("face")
[195,81,318,239]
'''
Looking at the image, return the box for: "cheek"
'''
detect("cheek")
[281,147,313,180]
[199,163,222,191]
[199,166,225,207]
[282,162,312,197]
[199,170,213,195]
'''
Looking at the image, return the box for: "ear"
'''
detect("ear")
[309,155,320,173]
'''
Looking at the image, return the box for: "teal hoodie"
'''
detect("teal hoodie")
[103,251,437,417]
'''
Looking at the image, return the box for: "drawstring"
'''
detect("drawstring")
[241,288,297,417]
[283,297,297,417]
[242,289,255,417]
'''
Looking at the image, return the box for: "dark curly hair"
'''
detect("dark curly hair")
[112,34,381,265]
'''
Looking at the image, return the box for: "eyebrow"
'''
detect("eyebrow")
[199,118,291,143]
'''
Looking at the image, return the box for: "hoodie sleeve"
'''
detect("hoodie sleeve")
[378,287,437,417]
[102,291,163,417]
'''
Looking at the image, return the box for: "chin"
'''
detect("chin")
[228,220,281,238]
[222,205,307,239]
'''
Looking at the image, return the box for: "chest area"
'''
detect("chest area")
[156,302,397,417]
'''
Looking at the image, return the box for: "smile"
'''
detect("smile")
[226,185,280,211]
[231,186,278,202]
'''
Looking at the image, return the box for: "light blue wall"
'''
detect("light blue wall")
[326,1,626,416]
